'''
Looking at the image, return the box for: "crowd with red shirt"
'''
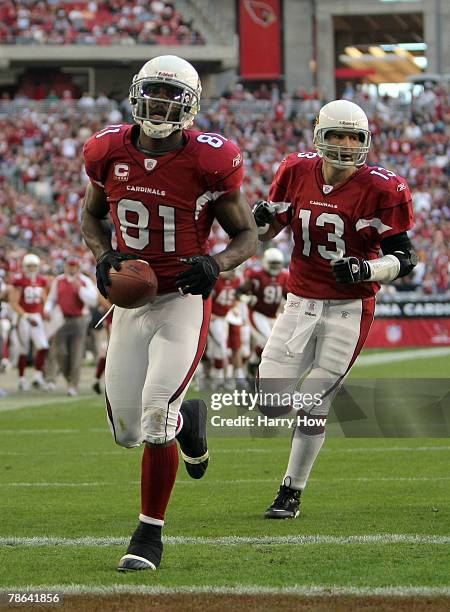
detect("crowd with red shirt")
[0,0,204,45]
[0,83,448,293]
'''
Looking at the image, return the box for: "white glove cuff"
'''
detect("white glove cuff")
[366,254,400,282]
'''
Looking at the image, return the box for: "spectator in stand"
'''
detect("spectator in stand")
[44,256,97,395]
[0,0,205,45]
[0,81,448,294]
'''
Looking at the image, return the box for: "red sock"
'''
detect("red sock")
[34,349,47,372]
[18,355,27,377]
[141,441,179,522]
[95,357,106,379]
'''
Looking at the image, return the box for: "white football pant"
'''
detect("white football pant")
[105,293,210,447]
[17,313,49,353]
[258,293,375,416]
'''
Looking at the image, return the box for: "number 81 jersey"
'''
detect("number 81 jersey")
[271,153,414,299]
[83,124,244,294]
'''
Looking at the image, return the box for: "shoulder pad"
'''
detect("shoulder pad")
[83,124,128,163]
[368,167,412,205]
[192,132,241,172]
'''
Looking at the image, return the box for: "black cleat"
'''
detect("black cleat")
[92,381,102,395]
[117,522,163,572]
[176,399,209,479]
[264,484,301,519]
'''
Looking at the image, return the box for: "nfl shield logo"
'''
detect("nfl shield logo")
[386,324,402,344]
[323,184,334,194]
[144,158,158,172]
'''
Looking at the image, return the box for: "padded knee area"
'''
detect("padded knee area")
[142,403,177,445]
[300,367,342,417]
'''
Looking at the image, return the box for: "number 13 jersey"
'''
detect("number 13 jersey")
[83,124,243,294]
[270,153,414,300]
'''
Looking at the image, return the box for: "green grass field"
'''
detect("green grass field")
[0,349,449,610]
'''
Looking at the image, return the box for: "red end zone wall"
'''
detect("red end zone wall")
[366,300,450,348]
[366,318,450,348]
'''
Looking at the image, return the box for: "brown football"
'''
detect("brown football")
[107,259,158,308]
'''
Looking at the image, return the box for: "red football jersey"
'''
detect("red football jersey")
[270,153,414,299]
[83,125,243,294]
[12,274,47,314]
[245,267,288,317]
[212,276,240,317]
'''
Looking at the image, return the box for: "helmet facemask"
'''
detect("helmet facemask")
[129,77,200,139]
[314,127,371,169]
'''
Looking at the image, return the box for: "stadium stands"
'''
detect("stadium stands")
[0,0,205,46]
[0,82,448,293]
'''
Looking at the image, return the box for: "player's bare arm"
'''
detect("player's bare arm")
[212,189,258,271]
[175,190,257,299]
[81,184,138,297]
[80,183,112,261]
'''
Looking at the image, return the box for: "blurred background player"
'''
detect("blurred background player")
[207,269,241,388]
[81,55,257,572]
[254,99,417,520]
[9,253,49,391]
[92,293,113,395]
[238,247,288,377]
[0,276,9,397]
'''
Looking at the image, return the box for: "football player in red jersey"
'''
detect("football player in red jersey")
[253,100,417,519]
[81,55,257,571]
[239,247,288,374]
[9,254,49,391]
[208,270,241,387]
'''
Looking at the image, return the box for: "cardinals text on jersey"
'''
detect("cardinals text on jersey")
[83,125,244,294]
[270,153,414,299]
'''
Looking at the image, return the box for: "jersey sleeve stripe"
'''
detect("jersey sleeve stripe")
[355,218,393,234]
[268,201,291,213]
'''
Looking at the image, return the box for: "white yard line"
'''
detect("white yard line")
[355,347,450,367]
[1,476,449,488]
[1,534,450,547]
[0,446,449,456]
[0,585,449,597]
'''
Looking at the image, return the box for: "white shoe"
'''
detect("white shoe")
[18,377,31,392]
[67,387,78,397]
[46,382,56,392]
[32,371,47,390]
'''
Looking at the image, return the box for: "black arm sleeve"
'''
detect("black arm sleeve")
[380,232,418,278]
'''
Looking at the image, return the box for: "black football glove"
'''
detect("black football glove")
[331,257,371,284]
[96,250,139,298]
[175,255,221,299]
[253,200,276,228]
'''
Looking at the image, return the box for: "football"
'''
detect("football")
[107,259,158,308]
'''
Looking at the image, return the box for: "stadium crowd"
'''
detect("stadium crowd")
[0,0,205,45]
[1,82,448,291]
